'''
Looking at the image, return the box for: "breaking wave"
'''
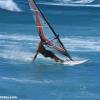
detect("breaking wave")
[0,34,99,62]
[39,2,100,8]
[55,0,95,4]
[0,34,100,51]
[72,0,95,4]
[0,49,33,62]
[0,0,21,11]
[0,34,38,41]
[62,37,100,52]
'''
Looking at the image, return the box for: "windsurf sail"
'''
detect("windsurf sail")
[28,0,73,61]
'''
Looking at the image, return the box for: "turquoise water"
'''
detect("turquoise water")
[0,0,100,100]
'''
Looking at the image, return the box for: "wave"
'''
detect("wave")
[72,0,95,4]
[0,49,86,63]
[1,76,60,84]
[0,34,100,51]
[0,0,21,12]
[62,37,100,52]
[39,2,100,8]
[0,49,33,62]
[0,34,100,62]
[55,0,95,4]
[0,34,39,41]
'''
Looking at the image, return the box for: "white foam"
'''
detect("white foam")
[62,37,100,52]
[1,76,56,84]
[0,49,33,62]
[39,2,100,8]
[55,0,71,3]
[0,0,21,12]
[0,48,45,62]
[0,34,100,62]
[0,34,39,41]
[0,34,100,52]
[55,0,94,4]
[72,0,94,4]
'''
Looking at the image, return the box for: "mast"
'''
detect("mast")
[28,0,73,61]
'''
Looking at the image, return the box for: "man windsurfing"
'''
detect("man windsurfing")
[28,0,73,63]
[33,41,64,63]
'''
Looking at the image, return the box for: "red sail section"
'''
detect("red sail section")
[35,12,48,42]
[28,0,47,42]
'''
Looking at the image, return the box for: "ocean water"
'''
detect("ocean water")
[0,0,100,100]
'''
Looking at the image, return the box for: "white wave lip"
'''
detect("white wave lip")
[55,0,95,4]
[0,0,21,11]
[72,0,94,4]
[39,2,100,8]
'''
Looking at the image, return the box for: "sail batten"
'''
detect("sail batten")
[28,0,73,61]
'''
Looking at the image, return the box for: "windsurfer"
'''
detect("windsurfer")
[33,41,64,63]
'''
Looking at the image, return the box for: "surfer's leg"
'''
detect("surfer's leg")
[47,51,64,63]
[43,50,64,63]
[53,56,64,63]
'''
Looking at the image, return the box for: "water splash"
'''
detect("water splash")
[0,34,99,62]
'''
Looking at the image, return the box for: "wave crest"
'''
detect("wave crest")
[55,0,95,4]
[39,2,100,8]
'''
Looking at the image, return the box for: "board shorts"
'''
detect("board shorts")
[42,50,55,58]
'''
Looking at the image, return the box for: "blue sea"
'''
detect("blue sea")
[0,0,100,100]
